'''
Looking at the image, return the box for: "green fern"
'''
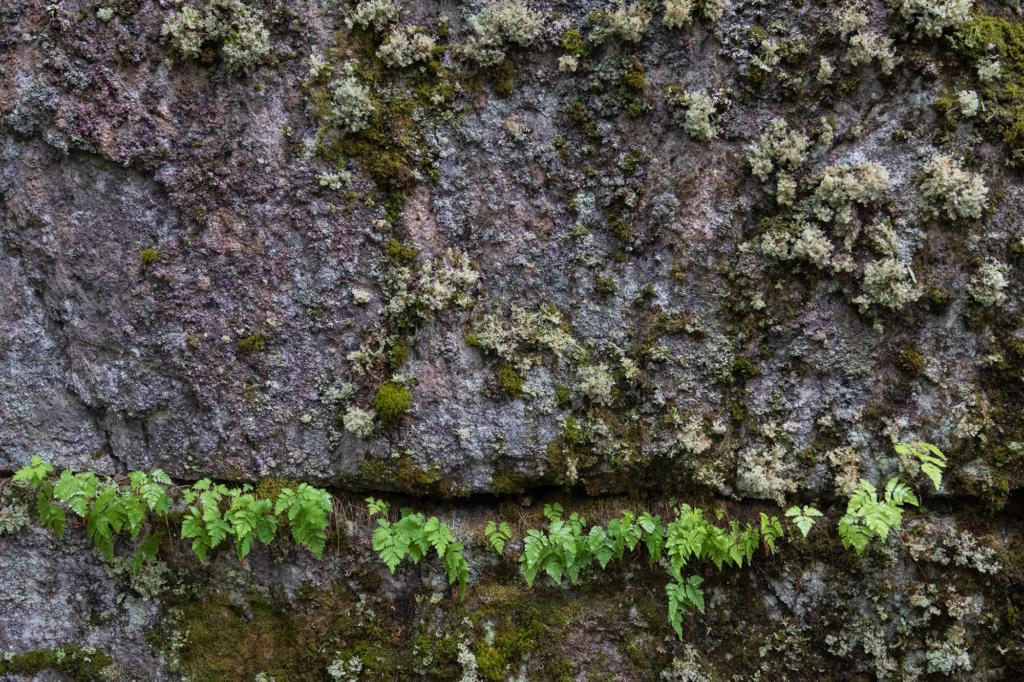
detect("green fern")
[666,575,705,639]
[444,543,469,599]
[13,456,66,537]
[484,520,512,555]
[520,508,591,587]
[182,479,232,562]
[367,498,469,599]
[760,513,783,554]
[275,484,332,559]
[895,441,947,490]
[12,455,53,488]
[225,492,278,560]
[838,478,918,554]
[785,506,823,537]
[366,497,390,517]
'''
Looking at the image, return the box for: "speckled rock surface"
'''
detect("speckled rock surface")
[2,0,1024,678]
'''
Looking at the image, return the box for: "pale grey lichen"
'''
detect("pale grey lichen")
[702,0,730,21]
[966,261,1009,307]
[660,645,711,681]
[678,91,719,141]
[919,154,988,221]
[925,625,972,676]
[457,641,480,682]
[317,170,353,190]
[830,4,867,39]
[349,0,401,32]
[342,406,376,439]
[776,173,796,206]
[464,0,544,67]
[0,498,29,536]
[817,56,834,84]
[846,32,899,75]
[736,444,796,506]
[957,89,979,117]
[812,162,891,222]
[853,258,922,311]
[575,364,616,406]
[662,0,694,28]
[330,63,375,135]
[747,118,809,181]
[607,2,651,42]
[162,0,271,75]
[327,654,364,681]
[791,224,834,269]
[377,26,435,67]
[977,56,1001,82]
[898,0,972,37]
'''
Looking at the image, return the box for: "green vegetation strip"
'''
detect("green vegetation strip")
[12,442,945,640]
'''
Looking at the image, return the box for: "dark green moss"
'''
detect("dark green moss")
[492,60,516,97]
[386,238,419,263]
[607,211,633,241]
[491,470,529,495]
[954,15,1024,165]
[1009,239,1024,261]
[561,29,589,56]
[254,477,297,506]
[360,459,393,484]
[562,416,586,445]
[553,136,569,156]
[237,333,267,354]
[374,382,411,425]
[0,645,113,681]
[555,385,573,409]
[925,285,954,313]
[568,101,601,139]
[621,69,645,91]
[595,275,618,297]
[140,248,161,266]
[897,347,926,374]
[496,365,524,399]
[388,339,411,371]
[727,357,760,382]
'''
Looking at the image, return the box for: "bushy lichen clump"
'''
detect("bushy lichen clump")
[967,261,1010,307]
[919,154,988,221]
[329,62,375,136]
[162,0,271,74]
[343,406,376,438]
[464,0,544,67]
[747,118,809,182]
[898,0,972,37]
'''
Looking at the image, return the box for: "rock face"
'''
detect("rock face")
[1,0,1024,679]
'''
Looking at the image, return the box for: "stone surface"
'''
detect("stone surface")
[1,0,1024,679]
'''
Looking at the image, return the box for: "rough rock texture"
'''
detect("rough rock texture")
[2,0,1024,679]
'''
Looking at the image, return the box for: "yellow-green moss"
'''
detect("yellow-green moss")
[236,333,267,354]
[496,365,524,399]
[374,383,411,425]
[140,248,161,266]
[0,645,113,680]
